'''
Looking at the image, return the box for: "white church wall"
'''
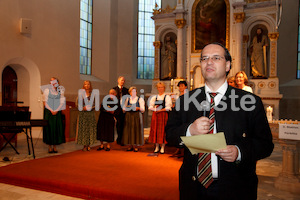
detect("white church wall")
[92,0,113,83]
[116,0,135,86]
[0,0,81,114]
[0,0,152,121]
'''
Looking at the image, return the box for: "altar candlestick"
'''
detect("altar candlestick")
[266,106,273,122]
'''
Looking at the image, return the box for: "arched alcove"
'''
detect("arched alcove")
[155,25,178,80]
[190,64,204,89]
[243,14,276,78]
[155,24,177,41]
[160,32,177,80]
[0,57,43,119]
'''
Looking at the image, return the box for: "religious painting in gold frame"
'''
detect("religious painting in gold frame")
[191,0,230,53]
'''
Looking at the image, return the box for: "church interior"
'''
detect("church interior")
[1,0,300,199]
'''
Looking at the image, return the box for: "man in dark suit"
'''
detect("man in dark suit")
[165,43,274,200]
[113,76,129,145]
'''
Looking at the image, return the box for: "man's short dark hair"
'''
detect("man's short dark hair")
[177,80,187,87]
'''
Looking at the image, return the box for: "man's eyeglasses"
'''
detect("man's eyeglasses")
[200,56,225,62]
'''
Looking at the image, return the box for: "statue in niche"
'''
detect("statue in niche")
[249,27,269,78]
[195,0,226,50]
[160,34,177,80]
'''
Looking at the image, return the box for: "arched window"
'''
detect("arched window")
[137,0,161,79]
[80,0,93,75]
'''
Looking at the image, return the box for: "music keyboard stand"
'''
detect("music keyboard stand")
[0,122,36,159]
[0,130,21,154]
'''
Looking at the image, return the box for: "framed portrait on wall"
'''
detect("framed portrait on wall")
[191,0,230,53]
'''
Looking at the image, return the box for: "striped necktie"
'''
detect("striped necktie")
[197,92,217,188]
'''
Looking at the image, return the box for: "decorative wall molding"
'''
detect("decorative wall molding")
[234,12,245,23]
[268,32,279,41]
[175,19,186,29]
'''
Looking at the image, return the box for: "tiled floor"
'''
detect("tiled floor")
[0,133,300,200]
[0,183,82,200]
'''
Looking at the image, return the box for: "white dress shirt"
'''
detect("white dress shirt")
[122,96,145,113]
[186,81,241,178]
[148,94,172,112]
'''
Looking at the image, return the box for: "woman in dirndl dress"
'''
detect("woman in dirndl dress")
[97,89,118,151]
[148,82,172,154]
[76,80,97,151]
[43,77,66,153]
[122,86,145,152]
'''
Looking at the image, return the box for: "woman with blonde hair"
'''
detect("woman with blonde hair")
[148,82,172,154]
[76,80,97,151]
[235,71,253,93]
[122,86,145,152]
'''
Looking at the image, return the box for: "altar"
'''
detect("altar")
[150,0,282,118]
[270,120,300,194]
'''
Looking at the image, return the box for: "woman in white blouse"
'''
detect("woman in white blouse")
[43,77,66,153]
[235,71,253,93]
[148,82,172,154]
[122,86,145,152]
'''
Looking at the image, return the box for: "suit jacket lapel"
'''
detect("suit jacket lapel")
[188,87,207,121]
[215,86,232,134]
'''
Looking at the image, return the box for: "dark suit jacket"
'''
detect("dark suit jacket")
[165,86,274,200]
[112,86,129,116]
[113,86,129,101]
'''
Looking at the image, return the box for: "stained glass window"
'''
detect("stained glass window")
[80,0,93,75]
[297,5,300,78]
[137,0,161,79]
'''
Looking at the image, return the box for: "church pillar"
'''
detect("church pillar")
[233,12,245,72]
[268,32,279,77]
[176,0,184,10]
[175,19,186,79]
[174,0,186,79]
[242,35,249,72]
[153,41,161,80]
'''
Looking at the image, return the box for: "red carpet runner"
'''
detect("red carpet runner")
[0,144,181,200]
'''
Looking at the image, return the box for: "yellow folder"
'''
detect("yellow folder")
[181,132,227,154]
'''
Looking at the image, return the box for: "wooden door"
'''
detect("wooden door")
[2,66,17,106]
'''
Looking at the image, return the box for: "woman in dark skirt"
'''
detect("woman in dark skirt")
[43,77,66,153]
[97,89,118,151]
[122,86,145,152]
[148,82,172,154]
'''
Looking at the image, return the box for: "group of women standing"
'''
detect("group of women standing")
[43,77,173,154]
[43,74,253,155]
[43,78,150,153]
[97,86,146,152]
